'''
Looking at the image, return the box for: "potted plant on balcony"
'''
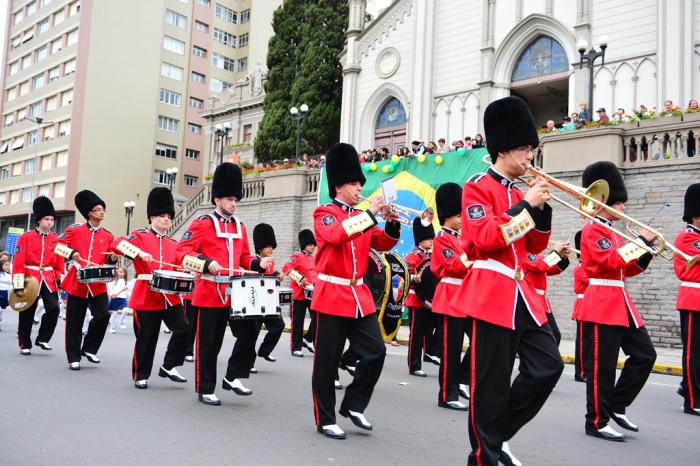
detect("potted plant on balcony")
[684,100,700,122]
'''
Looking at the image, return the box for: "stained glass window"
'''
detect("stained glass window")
[511,36,568,82]
[375,97,407,129]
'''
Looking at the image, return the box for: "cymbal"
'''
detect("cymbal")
[10,275,40,312]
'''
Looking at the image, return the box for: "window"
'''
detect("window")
[511,36,569,82]
[64,58,76,74]
[188,123,202,134]
[54,9,64,25]
[46,96,57,112]
[61,89,73,106]
[20,81,30,96]
[25,158,36,174]
[194,21,208,33]
[12,162,23,176]
[238,33,248,48]
[22,29,34,43]
[23,187,33,202]
[193,46,207,58]
[43,125,54,140]
[37,17,50,34]
[185,149,199,160]
[165,9,187,29]
[9,61,19,76]
[32,73,46,90]
[10,191,20,203]
[0,167,8,179]
[191,71,205,84]
[213,28,236,48]
[15,10,25,25]
[27,131,39,147]
[51,37,62,53]
[7,87,17,102]
[11,35,22,49]
[69,1,80,17]
[212,52,235,71]
[242,124,252,143]
[58,120,71,136]
[184,175,198,187]
[26,1,37,16]
[41,155,52,170]
[40,0,53,8]
[155,143,177,159]
[153,169,168,185]
[238,57,247,72]
[215,4,237,23]
[175,0,188,3]
[158,116,179,133]
[4,114,14,127]
[240,9,250,23]
[22,55,32,69]
[161,62,183,81]
[49,66,60,82]
[209,78,232,93]
[56,151,68,167]
[35,45,48,62]
[189,97,203,109]
[39,185,50,196]
[196,0,210,7]
[163,36,185,55]
[30,101,42,118]
[159,89,181,107]
[67,29,79,46]
[0,142,8,154]
[18,108,28,121]
[54,181,65,198]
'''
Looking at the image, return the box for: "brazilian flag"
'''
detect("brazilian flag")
[319,148,489,258]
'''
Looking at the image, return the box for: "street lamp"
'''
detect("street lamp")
[214,122,232,165]
[166,167,179,192]
[577,35,609,122]
[25,116,53,230]
[123,201,135,235]
[290,104,309,160]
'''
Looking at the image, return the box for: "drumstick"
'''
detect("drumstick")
[101,252,258,274]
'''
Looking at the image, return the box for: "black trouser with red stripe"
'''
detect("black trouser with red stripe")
[290,299,315,352]
[184,299,199,358]
[132,305,188,381]
[312,312,386,427]
[226,318,259,380]
[574,320,587,381]
[65,292,109,363]
[408,306,432,371]
[546,312,561,345]
[468,297,563,466]
[17,284,60,349]
[582,316,656,431]
[438,314,469,403]
[679,310,700,410]
[254,316,285,361]
[195,307,229,395]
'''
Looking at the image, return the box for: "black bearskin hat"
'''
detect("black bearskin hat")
[253,223,276,252]
[483,96,539,163]
[299,229,316,250]
[32,196,56,222]
[147,187,175,220]
[211,162,243,204]
[683,183,700,223]
[582,161,627,206]
[436,182,462,225]
[75,190,105,220]
[574,230,582,251]
[413,217,435,246]
[325,143,365,199]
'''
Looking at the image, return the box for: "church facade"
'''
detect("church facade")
[340,0,700,153]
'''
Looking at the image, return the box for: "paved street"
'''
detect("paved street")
[0,310,697,466]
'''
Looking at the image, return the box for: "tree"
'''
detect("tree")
[254,0,348,162]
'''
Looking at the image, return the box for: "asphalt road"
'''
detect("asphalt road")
[0,311,697,466]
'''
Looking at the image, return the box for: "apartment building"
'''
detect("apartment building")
[0,0,278,239]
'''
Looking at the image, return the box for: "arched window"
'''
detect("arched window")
[511,36,568,82]
[375,97,407,129]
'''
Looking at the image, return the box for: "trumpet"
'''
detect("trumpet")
[548,240,580,261]
[359,196,434,227]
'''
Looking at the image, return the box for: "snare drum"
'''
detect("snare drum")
[278,287,293,305]
[149,270,195,295]
[229,274,282,319]
[78,266,117,284]
[303,285,314,301]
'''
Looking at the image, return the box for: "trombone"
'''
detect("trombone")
[359,196,434,227]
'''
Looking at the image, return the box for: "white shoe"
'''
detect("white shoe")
[82,352,101,363]
[334,379,343,390]
[69,362,80,370]
[459,384,470,399]
[185,355,194,362]
[119,324,127,329]
[134,380,148,389]
[164,329,171,334]
[318,423,346,439]
[291,350,304,357]
[303,340,315,353]
[159,366,187,383]
[500,441,522,466]
[222,377,253,395]
[20,348,31,355]
[109,328,116,334]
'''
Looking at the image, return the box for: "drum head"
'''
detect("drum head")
[10,276,40,312]
[374,251,409,342]
[154,270,193,279]
[415,260,438,309]
[363,249,387,306]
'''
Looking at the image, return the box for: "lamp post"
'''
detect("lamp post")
[25,116,53,230]
[123,201,135,235]
[166,167,179,192]
[214,122,232,165]
[289,104,309,160]
[577,36,609,122]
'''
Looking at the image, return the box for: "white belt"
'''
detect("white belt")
[588,278,625,288]
[25,265,53,271]
[201,274,234,284]
[440,277,462,286]
[681,281,700,289]
[137,274,153,280]
[535,288,546,296]
[317,273,363,287]
[576,294,585,299]
[471,259,523,281]
[408,290,416,295]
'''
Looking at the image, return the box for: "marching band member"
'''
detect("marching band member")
[572,231,589,382]
[578,161,657,441]
[405,217,436,377]
[56,190,118,370]
[183,293,197,362]
[12,196,65,354]
[674,183,700,416]
[282,229,318,357]
[521,241,571,345]
[431,182,470,411]
[110,188,189,389]
[450,96,563,466]
[311,143,400,440]
[174,163,270,406]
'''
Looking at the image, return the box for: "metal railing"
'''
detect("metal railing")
[621,115,699,164]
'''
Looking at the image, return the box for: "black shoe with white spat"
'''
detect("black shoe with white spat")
[339,407,372,431]
[159,366,187,383]
[610,412,638,432]
[36,341,52,351]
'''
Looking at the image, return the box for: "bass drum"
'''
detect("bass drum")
[415,259,439,310]
[364,249,410,342]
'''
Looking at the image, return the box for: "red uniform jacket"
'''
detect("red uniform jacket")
[578,218,651,327]
[522,251,569,313]
[571,263,589,320]
[12,229,65,293]
[431,227,469,317]
[674,224,700,312]
[111,228,182,311]
[449,168,552,329]
[282,251,317,301]
[58,223,116,297]
[405,247,431,308]
[173,212,259,309]
[310,200,399,318]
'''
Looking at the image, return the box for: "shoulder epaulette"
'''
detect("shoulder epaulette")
[67,223,81,228]
[467,173,486,183]
[197,214,214,222]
